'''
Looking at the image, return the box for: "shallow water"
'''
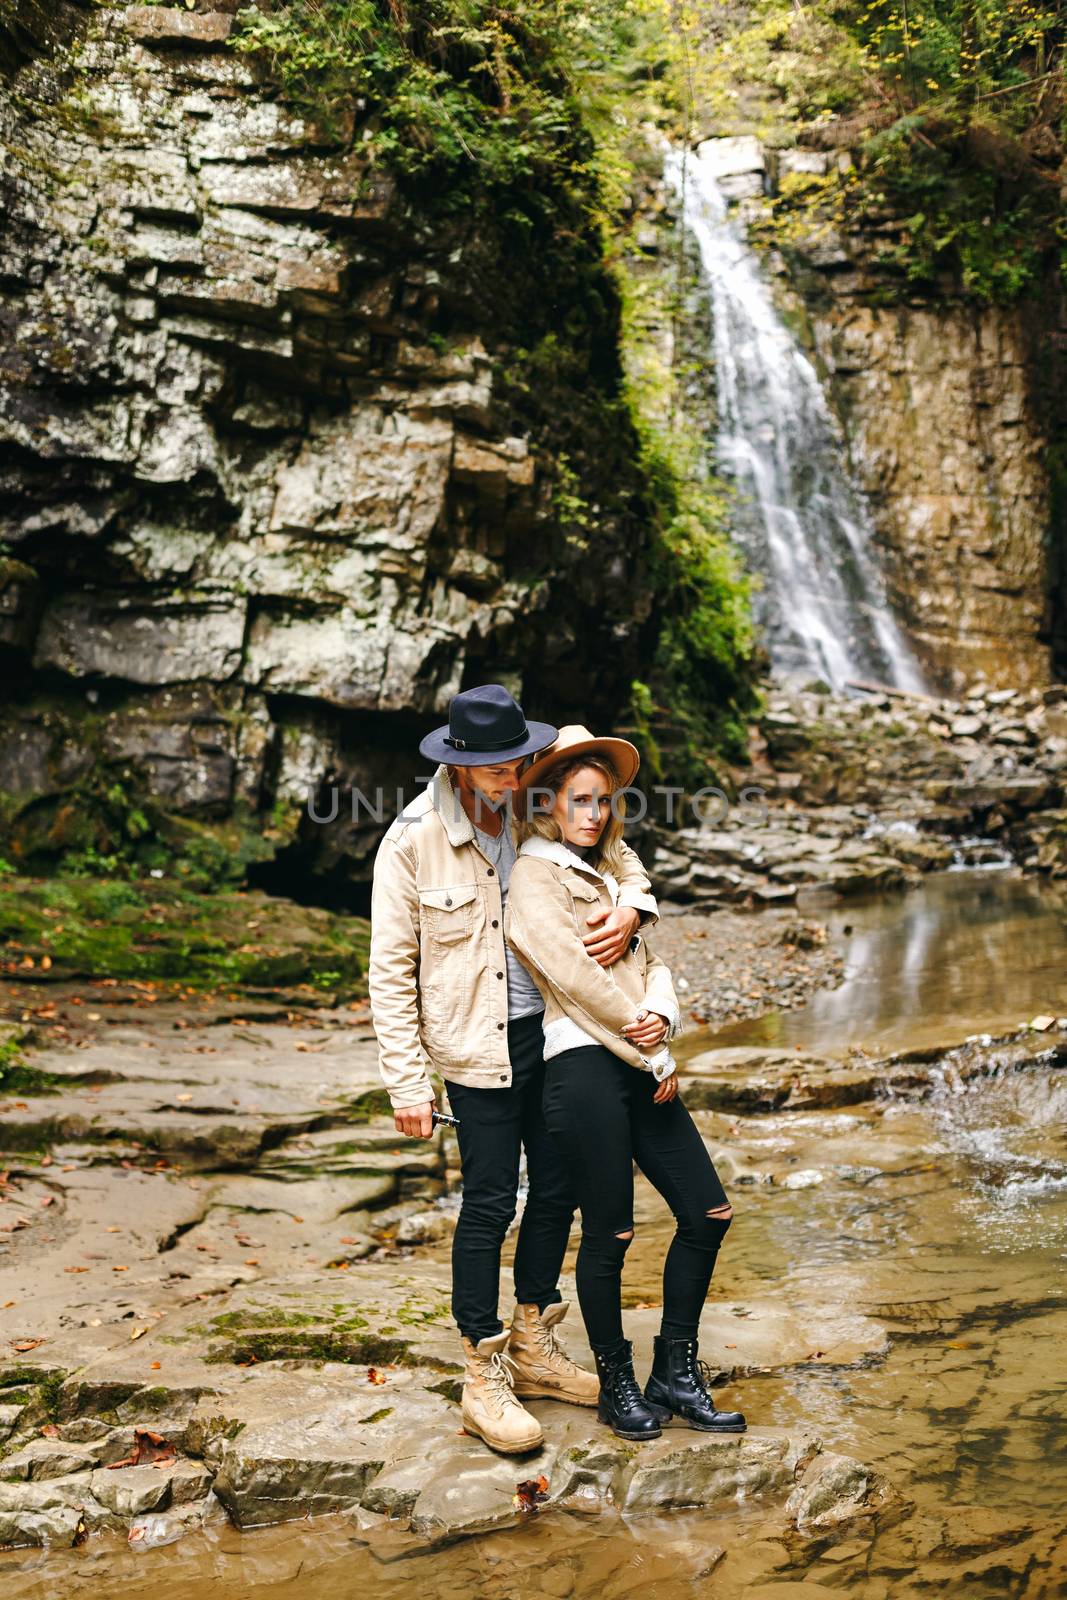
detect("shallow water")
[5,871,1067,1596]
[693,866,1067,1059]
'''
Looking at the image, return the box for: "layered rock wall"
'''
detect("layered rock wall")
[0,4,654,890]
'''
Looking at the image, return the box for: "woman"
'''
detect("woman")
[505,726,746,1442]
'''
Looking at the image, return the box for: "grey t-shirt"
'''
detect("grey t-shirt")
[471,818,545,1021]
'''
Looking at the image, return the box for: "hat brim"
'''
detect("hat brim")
[515,735,640,798]
[418,718,559,767]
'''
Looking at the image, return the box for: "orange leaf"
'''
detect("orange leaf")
[514,1475,550,1512]
[11,1338,46,1351]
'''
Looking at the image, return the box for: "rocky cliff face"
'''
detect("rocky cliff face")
[0,4,654,893]
[707,137,1056,695]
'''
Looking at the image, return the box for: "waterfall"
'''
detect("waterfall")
[665,144,928,693]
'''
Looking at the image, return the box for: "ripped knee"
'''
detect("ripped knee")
[580,1222,634,1261]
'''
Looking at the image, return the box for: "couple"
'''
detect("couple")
[368,684,743,1453]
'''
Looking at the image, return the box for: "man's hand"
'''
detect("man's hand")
[394,1100,435,1138]
[583,905,640,967]
[622,1008,669,1049]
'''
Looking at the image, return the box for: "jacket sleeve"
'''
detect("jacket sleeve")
[368,834,435,1112]
[642,945,682,1040]
[615,839,659,928]
[506,858,642,1037]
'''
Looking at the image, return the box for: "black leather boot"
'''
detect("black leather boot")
[644,1335,747,1432]
[592,1339,662,1441]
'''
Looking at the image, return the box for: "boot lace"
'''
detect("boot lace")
[684,1348,716,1399]
[610,1363,646,1409]
[534,1320,580,1373]
[482,1349,523,1411]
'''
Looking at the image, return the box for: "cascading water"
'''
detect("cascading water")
[665,144,928,693]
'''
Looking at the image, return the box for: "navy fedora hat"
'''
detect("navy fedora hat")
[419,684,558,767]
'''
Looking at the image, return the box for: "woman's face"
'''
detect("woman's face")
[551,765,614,849]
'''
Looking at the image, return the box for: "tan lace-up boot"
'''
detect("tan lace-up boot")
[460,1330,544,1454]
[507,1301,600,1407]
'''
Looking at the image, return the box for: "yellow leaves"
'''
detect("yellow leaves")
[129,1326,148,1341]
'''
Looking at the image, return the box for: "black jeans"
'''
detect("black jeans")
[443,1012,577,1343]
[542,1044,732,1350]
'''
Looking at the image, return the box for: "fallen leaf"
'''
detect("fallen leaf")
[108,1427,176,1469]
[367,1367,387,1386]
[130,1327,148,1341]
[150,1362,161,1370]
[64,1266,89,1274]
[112,1265,129,1273]
[514,1475,550,1513]
[11,1338,46,1352]
[128,1527,145,1542]
[39,1196,55,1208]
[105,1226,121,1233]
[40,1424,60,1438]
[244,1258,259,1266]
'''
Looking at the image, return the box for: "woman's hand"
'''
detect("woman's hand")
[621,1008,669,1049]
[653,1072,678,1104]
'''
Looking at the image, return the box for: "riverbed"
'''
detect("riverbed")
[2,867,1065,1597]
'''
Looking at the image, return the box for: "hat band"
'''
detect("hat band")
[444,724,529,753]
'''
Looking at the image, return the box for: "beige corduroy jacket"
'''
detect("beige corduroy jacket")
[504,836,681,1076]
[368,765,659,1110]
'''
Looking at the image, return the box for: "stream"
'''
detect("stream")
[4,869,1066,1596]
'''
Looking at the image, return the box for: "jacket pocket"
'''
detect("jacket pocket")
[558,872,600,904]
[418,883,478,946]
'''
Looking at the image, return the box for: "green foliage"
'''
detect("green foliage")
[231,0,607,210]
[690,0,1065,304]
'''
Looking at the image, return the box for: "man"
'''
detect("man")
[368,684,659,1454]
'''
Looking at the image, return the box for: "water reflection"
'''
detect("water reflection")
[690,869,1067,1059]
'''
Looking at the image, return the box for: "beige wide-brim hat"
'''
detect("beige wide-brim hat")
[515,724,640,802]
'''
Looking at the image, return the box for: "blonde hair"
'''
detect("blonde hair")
[515,754,627,876]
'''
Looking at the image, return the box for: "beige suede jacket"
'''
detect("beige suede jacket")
[368,765,660,1111]
[504,836,681,1076]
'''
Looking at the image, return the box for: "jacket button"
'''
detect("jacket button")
[497,1022,505,1031]
[491,919,499,928]
[496,971,503,980]
[486,867,495,876]
[445,896,452,906]
[500,1075,507,1081]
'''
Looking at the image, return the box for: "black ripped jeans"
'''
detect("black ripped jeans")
[542,1044,732,1350]
[443,1012,577,1343]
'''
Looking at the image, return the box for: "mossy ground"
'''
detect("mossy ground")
[0,875,369,997]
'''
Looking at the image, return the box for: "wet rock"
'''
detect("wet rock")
[622,1428,812,1511]
[0,1440,101,1481]
[786,1450,898,1531]
[90,1465,173,1519]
